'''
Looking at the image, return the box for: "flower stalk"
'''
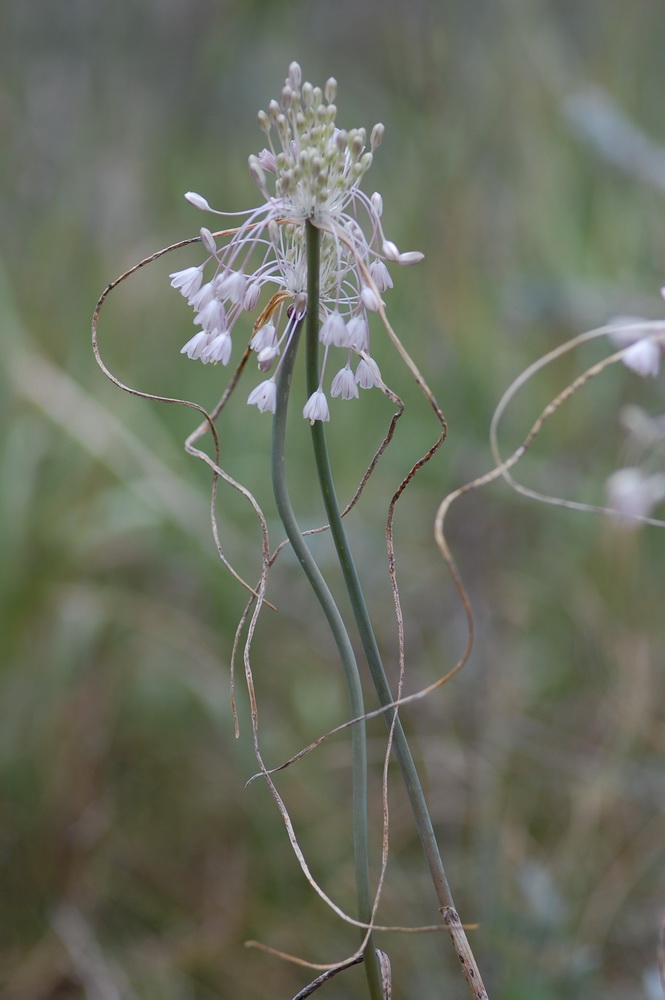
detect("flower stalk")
[304,218,467,909]
[271,260,384,998]
[304,219,488,996]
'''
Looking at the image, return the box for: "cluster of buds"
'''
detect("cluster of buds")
[168,61,423,421]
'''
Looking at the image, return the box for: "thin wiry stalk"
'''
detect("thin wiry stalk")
[271,301,384,1000]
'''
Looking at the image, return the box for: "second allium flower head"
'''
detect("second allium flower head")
[169,61,423,420]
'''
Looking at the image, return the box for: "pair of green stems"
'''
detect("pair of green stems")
[270,221,458,1000]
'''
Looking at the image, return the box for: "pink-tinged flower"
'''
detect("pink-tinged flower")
[320,312,350,347]
[247,379,277,414]
[189,282,215,311]
[169,266,203,300]
[303,389,330,423]
[355,357,381,389]
[330,366,359,399]
[369,260,393,292]
[201,332,232,365]
[606,467,665,522]
[347,315,369,352]
[243,283,261,311]
[360,285,381,312]
[184,191,211,211]
[250,322,277,353]
[194,299,226,336]
[215,270,246,304]
[180,330,209,360]
[257,344,280,368]
[173,62,423,416]
[622,339,660,377]
[609,315,664,377]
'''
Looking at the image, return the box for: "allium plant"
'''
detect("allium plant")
[94,61,487,1000]
[92,59,665,1000]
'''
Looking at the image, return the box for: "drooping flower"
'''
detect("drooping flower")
[609,321,662,377]
[169,266,204,300]
[347,315,369,352]
[621,338,660,377]
[202,332,232,365]
[330,366,359,399]
[170,61,423,419]
[320,312,350,347]
[606,467,665,522]
[180,330,209,360]
[355,357,382,389]
[247,379,277,414]
[608,292,665,377]
[303,389,331,423]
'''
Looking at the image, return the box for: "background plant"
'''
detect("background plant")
[3,2,665,998]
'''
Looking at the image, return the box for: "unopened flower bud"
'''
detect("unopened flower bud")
[200,228,216,253]
[185,191,211,211]
[350,133,364,159]
[370,123,385,149]
[257,344,279,366]
[397,250,425,265]
[248,155,267,192]
[243,283,261,312]
[281,84,293,109]
[361,286,381,311]
[325,77,337,103]
[288,61,302,88]
[302,81,314,106]
[336,130,348,153]
[294,292,307,318]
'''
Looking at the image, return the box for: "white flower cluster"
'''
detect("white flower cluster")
[168,61,423,420]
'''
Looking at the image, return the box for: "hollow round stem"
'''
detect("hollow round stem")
[304,219,454,912]
[271,302,383,997]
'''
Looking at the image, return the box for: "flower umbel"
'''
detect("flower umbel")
[169,61,423,418]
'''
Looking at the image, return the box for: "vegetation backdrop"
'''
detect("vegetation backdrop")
[2,2,665,998]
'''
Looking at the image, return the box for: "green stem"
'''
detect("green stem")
[304,219,455,913]
[271,310,384,998]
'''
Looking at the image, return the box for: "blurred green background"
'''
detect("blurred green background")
[3,1,665,998]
